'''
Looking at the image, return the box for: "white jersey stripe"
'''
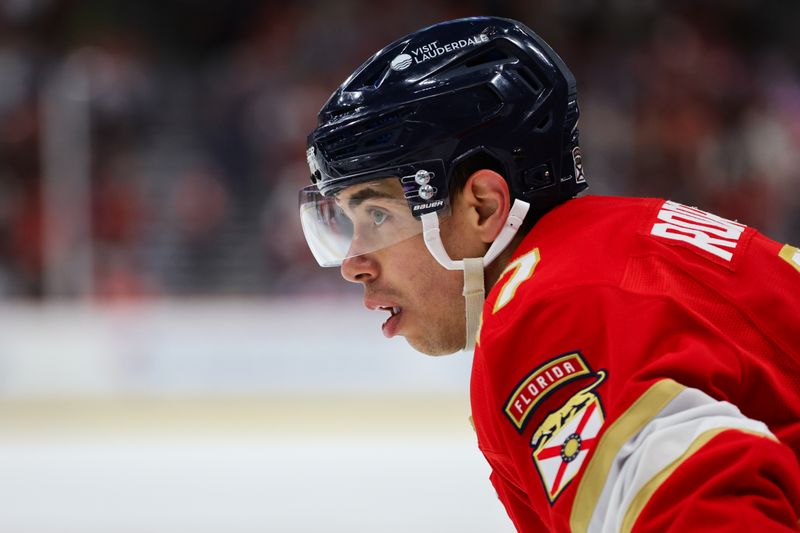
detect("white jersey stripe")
[587,385,775,533]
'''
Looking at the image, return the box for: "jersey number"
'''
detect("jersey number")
[494,248,541,313]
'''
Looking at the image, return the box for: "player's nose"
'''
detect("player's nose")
[341,253,378,284]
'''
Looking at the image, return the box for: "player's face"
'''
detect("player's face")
[338,181,468,355]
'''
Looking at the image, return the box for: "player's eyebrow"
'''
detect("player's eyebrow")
[344,188,399,209]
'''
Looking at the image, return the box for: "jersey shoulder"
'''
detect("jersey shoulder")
[480,194,800,378]
[484,195,661,320]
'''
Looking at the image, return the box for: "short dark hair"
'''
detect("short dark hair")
[448,151,505,199]
[449,152,564,235]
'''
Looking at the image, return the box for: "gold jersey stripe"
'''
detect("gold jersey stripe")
[570,379,685,532]
[620,427,777,532]
[779,244,800,274]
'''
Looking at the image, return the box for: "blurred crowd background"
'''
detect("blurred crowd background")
[2,0,799,301]
[1,3,798,530]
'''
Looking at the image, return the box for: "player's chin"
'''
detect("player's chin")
[404,332,463,357]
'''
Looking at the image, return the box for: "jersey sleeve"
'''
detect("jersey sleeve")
[475,280,800,532]
[630,428,800,532]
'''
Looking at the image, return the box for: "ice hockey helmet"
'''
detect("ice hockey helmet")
[306,16,587,219]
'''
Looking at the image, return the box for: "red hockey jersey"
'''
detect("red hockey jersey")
[470,195,800,532]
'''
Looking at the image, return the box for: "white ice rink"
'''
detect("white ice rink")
[0,300,516,532]
[0,403,514,533]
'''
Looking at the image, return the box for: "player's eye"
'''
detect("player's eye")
[368,208,389,227]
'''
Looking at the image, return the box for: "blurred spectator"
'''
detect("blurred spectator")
[0,0,798,300]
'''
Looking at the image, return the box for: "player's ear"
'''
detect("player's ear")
[459,169,511,244]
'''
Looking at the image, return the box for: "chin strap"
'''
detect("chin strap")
[462,257,485,351]
[420,199,530,351]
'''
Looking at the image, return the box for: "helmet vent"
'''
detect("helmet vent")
[362,109,409,129]
[350,58,392,90]
[362,131,395,148]
[357,64,390,89]
[476,86,502,114]
[534,112,552,132]
[325,106,360,124]
[463,48,510,69]
[322,108,412,159]
[517,68,544,95]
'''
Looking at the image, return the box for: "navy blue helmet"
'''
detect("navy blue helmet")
[306,16,587,220]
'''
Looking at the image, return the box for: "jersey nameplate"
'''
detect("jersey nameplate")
[650,200,746,262]
[779,244,800,274]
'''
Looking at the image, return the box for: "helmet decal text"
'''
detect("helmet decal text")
[394,33,490,71]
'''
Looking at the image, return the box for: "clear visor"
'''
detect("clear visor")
[300,177,447,267]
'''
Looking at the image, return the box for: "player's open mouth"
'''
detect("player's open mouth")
[379,306,402,338]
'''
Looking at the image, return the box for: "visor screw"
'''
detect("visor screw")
[414,170,432,185]
[419,184,435,200]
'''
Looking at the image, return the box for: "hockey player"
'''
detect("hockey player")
[298,17,800,532]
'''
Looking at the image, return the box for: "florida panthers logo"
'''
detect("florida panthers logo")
[531,370,606,503]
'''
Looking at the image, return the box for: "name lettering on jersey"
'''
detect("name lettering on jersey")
[779,244,800,274]
[504,352,591,432]
[650,200,746,262]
